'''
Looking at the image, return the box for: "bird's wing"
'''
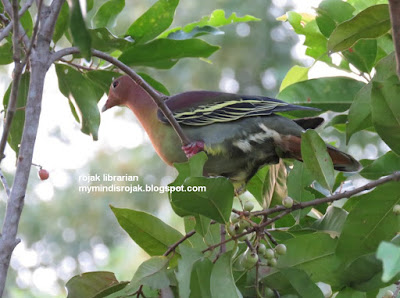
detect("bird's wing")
[157,91,318,126]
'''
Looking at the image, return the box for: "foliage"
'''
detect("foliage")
[1,0,400,297]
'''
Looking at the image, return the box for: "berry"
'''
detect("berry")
[393,205,400,215]
[38,169,49,180]
[242,251,258,269]
[230,212,240,223]
[382,290,393,298]
[239,219,251,229]
[268,258,277,267]
[282,197,294,208]
[227,225,236,237]
[264,248,275,259]
[265,288,275,297]
[244,201,254,212]
[258,243,267,255]
[275,244,287,255]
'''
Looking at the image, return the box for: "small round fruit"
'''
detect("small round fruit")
[234,223,244,234]
[258,243,267,255]
[264,248,275,260]
[275,244,287,255]
[238,233,250,242]
[282,197,294,208]
[239,219,251,229]
[230,212,240,223]
[265,288,275,297]
[382,290,393,298]
[38,169,49,180]
[227,225,236,237]
[243,252,258,269]
[268,258,277,267]
[393,204,400,215]
[244,201,254,212]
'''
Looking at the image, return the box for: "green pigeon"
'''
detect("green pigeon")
[102,75,360,189]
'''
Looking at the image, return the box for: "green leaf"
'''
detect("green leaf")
[110,206,184,262]
[376,241,400,282]
[284,11,332,63]
[280,268,325,298]
[53,2,69,43]
[68,0,92,59]
[246,165,270,206]
[85,70,119,95]
[55,64,101,140]
[194,215,211,237]
[347,0,387,12]
[287,161,315,220]
[316,0,355,38]
[326,114,347,132]
[190,258,213,298]
[92,0,124,28]
[126,0,179,44]
[342,253,385,292]
[0,42,13,65]
[312,206,348,238]
[169,152,208,217]
[171,176,234,224]
[210,251,242,298]
[20,8,33,37]
[264,233,342,290]
[342,39,377,73]
[360,151,400,180]
[137,72,170,95]
[160,9,260,39]
[371,79,400,155]
[3,72,30,155]
[128,256,170,291]
[336,287,367,298]
[176,246,203,298]
[89,28,132,52]
[336,182,400,264]
[277,77,365,113]
[119,38,220,69]
[279,65,309,92]
[346,83,372,142]
[167,26,223,40]
[301,130,335,191]
[66,271,128,298]
[327,4,390,52]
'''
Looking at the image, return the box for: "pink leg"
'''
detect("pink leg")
[182,141,205,158]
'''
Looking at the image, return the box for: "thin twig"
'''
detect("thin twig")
[59,58,97,71]
[1,0,31,46]
[50,47,192,146]
[202,172,400,253]
[393,281,400,298]
[163,230,196,257]
[252,171,400,217]
[264,230,278,246]
[220,224,226,254]
[0,0,34,42]
[0,169,11,197]
[388,0,400,79]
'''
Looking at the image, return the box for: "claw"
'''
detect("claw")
[182,141,205,158]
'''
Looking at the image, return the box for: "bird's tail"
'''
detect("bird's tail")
[326,145,361,172]
[277,135,361,172]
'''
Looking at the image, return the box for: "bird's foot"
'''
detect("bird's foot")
[182,141,205,159]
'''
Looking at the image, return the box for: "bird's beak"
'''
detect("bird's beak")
[101,100,109,112]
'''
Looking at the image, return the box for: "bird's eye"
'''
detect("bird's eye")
[112,80,119,88]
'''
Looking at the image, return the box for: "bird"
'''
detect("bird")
[102,75,360,189]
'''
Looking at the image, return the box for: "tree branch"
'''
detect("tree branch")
[1,0,31,46]
[163,229,196,257]
[389,0,400,79]
[202,171,400,253]
[0,0,64,294]
[0,169,11,197]
[50,47,192,146]
[0,0,34,42]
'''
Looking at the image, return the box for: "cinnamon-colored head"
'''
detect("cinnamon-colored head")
[102,75,136,112]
